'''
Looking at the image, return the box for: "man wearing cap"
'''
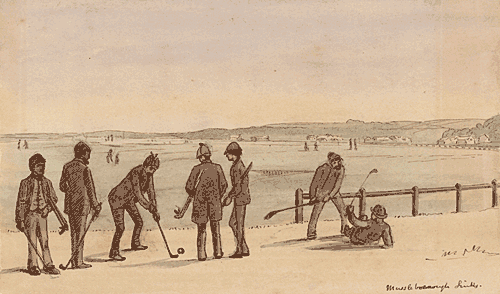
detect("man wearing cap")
[344,204,394,249]
[107,153,161,261]
[59,141,101,269]
[307,152,347,240]
[222,142,251,258]
[15,154,61,275]
[179,143,228,261]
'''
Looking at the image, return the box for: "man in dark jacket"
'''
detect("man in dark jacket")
[222,142,251,258]
[59,141,101,269]
[107,153,161,261]
[345,204,394,249]
[16,154,60,275]
[178,143,228,261]
[307,152,347,240]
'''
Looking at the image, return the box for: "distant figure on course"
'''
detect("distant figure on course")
[24,140,29,149]
[176,143,228,261]
[354,138,358,150]
[16,154,61,276]
[59,141,101,269]
[304,142,309,151]
[107,153,160,261]
[115,152,120,165]
[18,139,21,150]
[307,152,347,240]
[349,138,353,150]
[107,149,114,164]
[345,204,394,249]
[223,142,251,258]
[314,141,318,151]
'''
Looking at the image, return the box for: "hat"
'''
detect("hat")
[224,142,242,156]
[29,153,46,172]
[196,143,211,159]
[74,141,91,157]
[370,204,388,219]
[143,152,160,169]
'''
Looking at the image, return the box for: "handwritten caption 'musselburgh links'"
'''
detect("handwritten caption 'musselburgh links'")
[386,281,481,292]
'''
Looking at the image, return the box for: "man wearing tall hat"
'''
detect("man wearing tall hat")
[59,141,101,269]
[107,153,161,261]
[222,142,251,258]
[177,143,228,261]
[15,154,61,275]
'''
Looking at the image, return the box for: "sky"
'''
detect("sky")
[1,0,500,134]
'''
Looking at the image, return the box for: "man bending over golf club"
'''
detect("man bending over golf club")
[107,153,161,261]
[344,204,394,249]
[307,152,347,240]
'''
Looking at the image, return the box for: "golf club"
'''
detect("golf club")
[156,220,183,258]
[59,206,100,270]
[350,168,378,206]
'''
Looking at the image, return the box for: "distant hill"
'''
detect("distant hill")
[1,119,486,144]
[169,119,485,144]
[440,114,500,142]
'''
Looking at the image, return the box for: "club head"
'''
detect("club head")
[371,169,378,174]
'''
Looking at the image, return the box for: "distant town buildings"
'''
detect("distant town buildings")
[437,134,491,145]
[250,135,270,142]
[306,134,343,142]
[364,136,412,144]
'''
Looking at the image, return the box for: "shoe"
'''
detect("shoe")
[341,225,350,236]
[229,253,243,259]
[306,236,317,240]
[43,265,60,275]
[74,263,92,269]
[214,252,224,259]
[131,245,148,251]
[28,266,41,276]
[241,252,250,257]
[198,257,207,261]
[109,253,126,261]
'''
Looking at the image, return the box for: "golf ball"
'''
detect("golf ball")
[177,248,185,255]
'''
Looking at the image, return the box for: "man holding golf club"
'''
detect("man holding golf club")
[222,142,251,258]
[59,141,101,269]
[176,143,228,261]
[307,152,347,240]
[15,154,61,276]
[107,152,161,261]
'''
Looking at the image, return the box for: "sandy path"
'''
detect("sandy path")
[1,208,499,294]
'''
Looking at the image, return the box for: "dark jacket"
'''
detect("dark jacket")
[108,165,156,210]
[185,160,228,224]
[59,158,99,216]
[228,158,251,206]
[309,163,345,201]
[347,210,394,246]
[15,175,58,224]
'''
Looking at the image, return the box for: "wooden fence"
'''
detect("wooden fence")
[294,179,498,223]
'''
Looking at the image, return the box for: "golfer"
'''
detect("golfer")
[307,152,348,240]
[223,142,251,258]
[183,143,228,261]
[344,204,394,249]
[107,153,160,261]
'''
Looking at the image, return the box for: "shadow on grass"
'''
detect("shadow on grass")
[84,252,114,263]
[261,234,345,248]
[111,258,200,269]
[0,267,27,275]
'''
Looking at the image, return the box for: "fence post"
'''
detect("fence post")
[358,188,367,218]
[455,183,462,213]
[295,189,304,223]
[412,186,419,217]
[492,179,498,208]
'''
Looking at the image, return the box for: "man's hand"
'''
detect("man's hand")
[152,210,160,222]
[16,221,25,232]
[222,196,232,207]
[174,206,183,219]
[41,207,49,218]
[93,203,102,219]
[346,205,355,213]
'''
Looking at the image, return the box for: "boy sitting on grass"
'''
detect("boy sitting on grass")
[344,204,394,249]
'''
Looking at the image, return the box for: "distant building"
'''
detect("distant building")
[250,135,270,142]
[230,134,244,141]
[455,135,476,145]
[306,135,317,141]
[478,134,491,143]
[437,137,457,145]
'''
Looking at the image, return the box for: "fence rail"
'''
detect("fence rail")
[294,179,498,223]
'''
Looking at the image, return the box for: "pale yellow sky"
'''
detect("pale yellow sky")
[1,0,499,133]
